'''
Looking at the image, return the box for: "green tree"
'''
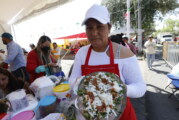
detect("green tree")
[102,0,179,33]
[156,19,179,35]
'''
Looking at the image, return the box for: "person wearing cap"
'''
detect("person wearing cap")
[69,4,146,120]
[144,35,156,70]
[122,37,137,54]
[0,32,29,82]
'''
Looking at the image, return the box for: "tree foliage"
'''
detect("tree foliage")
[102,0,179,32]
[156,19,179,35]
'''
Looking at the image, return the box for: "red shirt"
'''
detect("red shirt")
[26,50,45,83]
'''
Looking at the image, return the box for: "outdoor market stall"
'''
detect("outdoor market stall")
[0,71,127,120]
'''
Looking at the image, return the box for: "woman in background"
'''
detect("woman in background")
[26,35,57,83]
[122,37,137,54]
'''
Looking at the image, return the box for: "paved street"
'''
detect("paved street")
[143,50,179,120]
[61,46,179,120]
[133,45,179,120]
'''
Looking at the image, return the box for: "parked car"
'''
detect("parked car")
[160,34,174,44]
[157,33,174,45]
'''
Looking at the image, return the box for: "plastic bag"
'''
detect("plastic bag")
[30,76,55,99]
[61,102,76,120]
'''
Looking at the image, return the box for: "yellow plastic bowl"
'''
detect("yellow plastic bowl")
[53,84,71,99]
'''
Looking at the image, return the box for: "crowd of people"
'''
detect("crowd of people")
[0,4,147,120]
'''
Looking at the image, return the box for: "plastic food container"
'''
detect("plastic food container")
[11,94,38,117]
[36,96,57,119]
[53,84,71,100]
[6,89,28,112]
[11,110,36,120]
[61,81,69,84]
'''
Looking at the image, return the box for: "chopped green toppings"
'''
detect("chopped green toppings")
[83,111,91,119]
[78,72,126,119]
[77,89,85,96]
[115,97,121,104]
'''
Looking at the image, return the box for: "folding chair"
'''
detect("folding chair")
[166,74,179,110]
[168,79,179,98]
[165,73,179,89]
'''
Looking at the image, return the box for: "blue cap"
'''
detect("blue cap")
[1,32,13,40]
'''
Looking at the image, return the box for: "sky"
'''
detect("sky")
[13,0,102,51]
[155,0,179,30]
[155,8,179,30]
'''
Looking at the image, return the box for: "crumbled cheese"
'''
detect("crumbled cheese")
[112,109,117,116]
[81,72,124,119]
[92,97,102,107]
[99,93,113,106]
[98,82,111,92]
[85,100,96,117]
[113,81,122,92]
[86,84,96,92]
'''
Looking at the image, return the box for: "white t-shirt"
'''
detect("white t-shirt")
[144,40,156,54]
[69,45,146,98]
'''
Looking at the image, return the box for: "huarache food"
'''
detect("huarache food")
[77,72,126,120]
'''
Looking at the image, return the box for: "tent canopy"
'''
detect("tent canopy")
[0,0,72,24]
[55,32,87,39]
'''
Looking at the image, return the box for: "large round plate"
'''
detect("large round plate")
[76,72,127,120]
